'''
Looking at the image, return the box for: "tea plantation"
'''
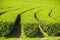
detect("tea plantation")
[0,0,60,40]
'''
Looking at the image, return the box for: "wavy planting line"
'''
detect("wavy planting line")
[0,7,23,16]
[48,9,57,22]
[20,6,41,15]
[48,10,52,17]
[0,5,26,15]
[34,12,48,37]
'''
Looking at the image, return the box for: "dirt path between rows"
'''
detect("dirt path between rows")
[17,38,22,40]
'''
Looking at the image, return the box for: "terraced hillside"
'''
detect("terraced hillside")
[0,0,60,40]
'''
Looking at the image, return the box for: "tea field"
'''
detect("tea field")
[0,0,60,40]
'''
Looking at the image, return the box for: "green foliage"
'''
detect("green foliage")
[0,21,14,37]
[23,23,40,37]
[44,23,60,36]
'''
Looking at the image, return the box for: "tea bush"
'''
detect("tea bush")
[44,23,60,36]
[23,23,40,37]
[0,22,14,37]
